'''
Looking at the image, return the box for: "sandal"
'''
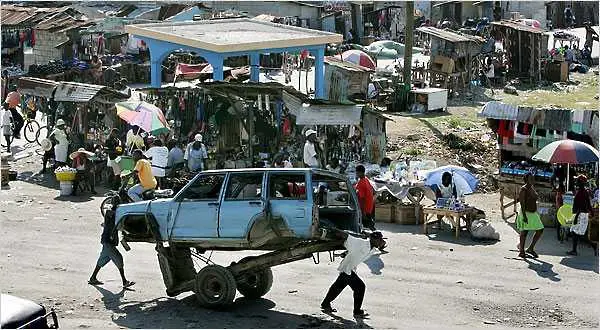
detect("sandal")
[88,279,103,285]
[321,304,337,313]
[123,280,136,288]
[526,249,539,258]
[518,252,527,258]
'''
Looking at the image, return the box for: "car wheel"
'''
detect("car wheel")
[193,265,237,309]
[236,268,273,299]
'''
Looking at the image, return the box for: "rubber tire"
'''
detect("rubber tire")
[23,120,40,143]
[236,268,273,299]
[35,125,47,146]
[100,196,112,217]
[193,265,237,309]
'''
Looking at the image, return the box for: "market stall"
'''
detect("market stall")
[479,101,599,226]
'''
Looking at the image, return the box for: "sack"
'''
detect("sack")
[471,219,500,240]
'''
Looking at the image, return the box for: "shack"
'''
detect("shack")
[324,56,373,102]
[17,77,130,147]
[478,101,598,226]
[416,26,483,95]
[490,20,548,82]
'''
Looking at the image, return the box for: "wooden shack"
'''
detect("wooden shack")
[416,26,483,94]
[490,20,548,83]
[324,56,373,102]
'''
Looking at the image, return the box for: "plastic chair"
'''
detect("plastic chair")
[557,204,573,242]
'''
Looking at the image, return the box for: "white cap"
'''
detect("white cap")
[305,129,317,137]
[194,133,203,142]
[56,119,66,126]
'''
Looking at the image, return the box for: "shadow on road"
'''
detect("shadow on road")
[560,256,599,273]
[523,258,561,282]
[92,286,368,329]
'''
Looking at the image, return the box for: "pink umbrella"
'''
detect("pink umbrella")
[341,50,376,69]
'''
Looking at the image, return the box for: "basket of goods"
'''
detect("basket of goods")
[55,167,77,182]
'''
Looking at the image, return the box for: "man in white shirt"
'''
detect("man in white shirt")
[303,129,320,168]
[144,138,169,188]
[321,231,386,318]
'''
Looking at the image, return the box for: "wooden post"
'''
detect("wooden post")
[403,1,414,88]
[530,33,534,81]
[518,30,522,74]
[538,35,542,82]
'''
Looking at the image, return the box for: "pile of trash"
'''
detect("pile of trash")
[386,123,499,193]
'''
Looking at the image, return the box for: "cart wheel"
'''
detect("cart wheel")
[194,265,237,309]
[236,268,273,299]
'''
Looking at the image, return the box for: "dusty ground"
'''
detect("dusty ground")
[1,152,598,329]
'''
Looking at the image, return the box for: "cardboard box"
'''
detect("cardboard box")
[432,56,455,74]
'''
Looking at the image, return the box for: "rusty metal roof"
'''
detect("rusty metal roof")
[416,26,483,43]
[0,5,63,26]
[325,56,375,73]
[490,20,546,34]
[35,13,94,32]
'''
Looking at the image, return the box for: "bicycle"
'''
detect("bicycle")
[22,111,41,144]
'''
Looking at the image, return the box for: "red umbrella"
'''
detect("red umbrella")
[341,50,376,69]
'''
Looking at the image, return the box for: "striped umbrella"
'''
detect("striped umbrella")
[115,101,170,136]
[341,49,376,69]
[532,140,599,164]
[532,140,599,190]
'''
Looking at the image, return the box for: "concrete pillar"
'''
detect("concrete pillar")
[210,56,224,81]
[250,53,260,82]
[313,47,325,99]
[150,60,161,88]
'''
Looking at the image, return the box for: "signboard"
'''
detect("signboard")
[295,104,362,125]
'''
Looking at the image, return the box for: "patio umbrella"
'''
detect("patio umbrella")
[422,165,479,196]
[115,101,170,136]
[341,49,376,69]
[532,139,599,189]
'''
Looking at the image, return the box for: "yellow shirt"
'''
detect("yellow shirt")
[135,159,157,189]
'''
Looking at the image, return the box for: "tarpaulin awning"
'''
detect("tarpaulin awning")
[175,63,210,76]
[294,104,363,125]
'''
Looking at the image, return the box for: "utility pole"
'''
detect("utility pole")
[403,1,414,92]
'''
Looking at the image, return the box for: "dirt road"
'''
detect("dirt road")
[1,168,598,329]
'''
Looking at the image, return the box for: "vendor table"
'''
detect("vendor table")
[371,180,428,225]
[422,206,475,238]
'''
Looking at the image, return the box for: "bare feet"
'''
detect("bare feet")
[526,249,539,258]
[123,280,135,288]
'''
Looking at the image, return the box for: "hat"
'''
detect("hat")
[69,148,95,160]
[56,119,66,127]
[40,138,53,152]
[194,133,203,142]
[576,174,588,183]
[305,129,317,137]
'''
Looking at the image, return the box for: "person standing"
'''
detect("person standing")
[166,139,185,176]
[517,173,544,258]
[564,7,574,29]
[1,103,13,153]
[5,89,23,139]
[145,139,169,189]
[49,119,69,166]
[584,22,599,49]
[303,129,321,168]
[88,195,135,288]
[321,231,386,318]
[184,134,208,172]
[355,165,376,231]
[127,149,157,202]
[567,175,593,256]
[105,128,123,189]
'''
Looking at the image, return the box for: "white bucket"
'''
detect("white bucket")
[59,181,73,196]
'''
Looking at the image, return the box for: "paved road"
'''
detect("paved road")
[0,169,598,329]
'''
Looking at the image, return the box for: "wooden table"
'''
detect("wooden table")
[422,206,475,238]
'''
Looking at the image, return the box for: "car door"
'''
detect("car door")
[267,171,313,238]
[170,173,226,240]
[218,172,265,238]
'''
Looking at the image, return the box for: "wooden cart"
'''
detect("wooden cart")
[497,174,555,226]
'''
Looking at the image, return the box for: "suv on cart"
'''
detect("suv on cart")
[115,168,363,308]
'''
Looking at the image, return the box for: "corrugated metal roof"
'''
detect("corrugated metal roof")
[416,26,483,43]
[1,5,61,26]
[325,56,375,73]
[17,77,59,98]
[35,13,93,32]
[490,20,546,34]
[53,82,127,103]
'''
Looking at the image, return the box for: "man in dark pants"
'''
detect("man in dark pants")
[355,165,376,231]
[88,196,135,288]
[321,231,386,318]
